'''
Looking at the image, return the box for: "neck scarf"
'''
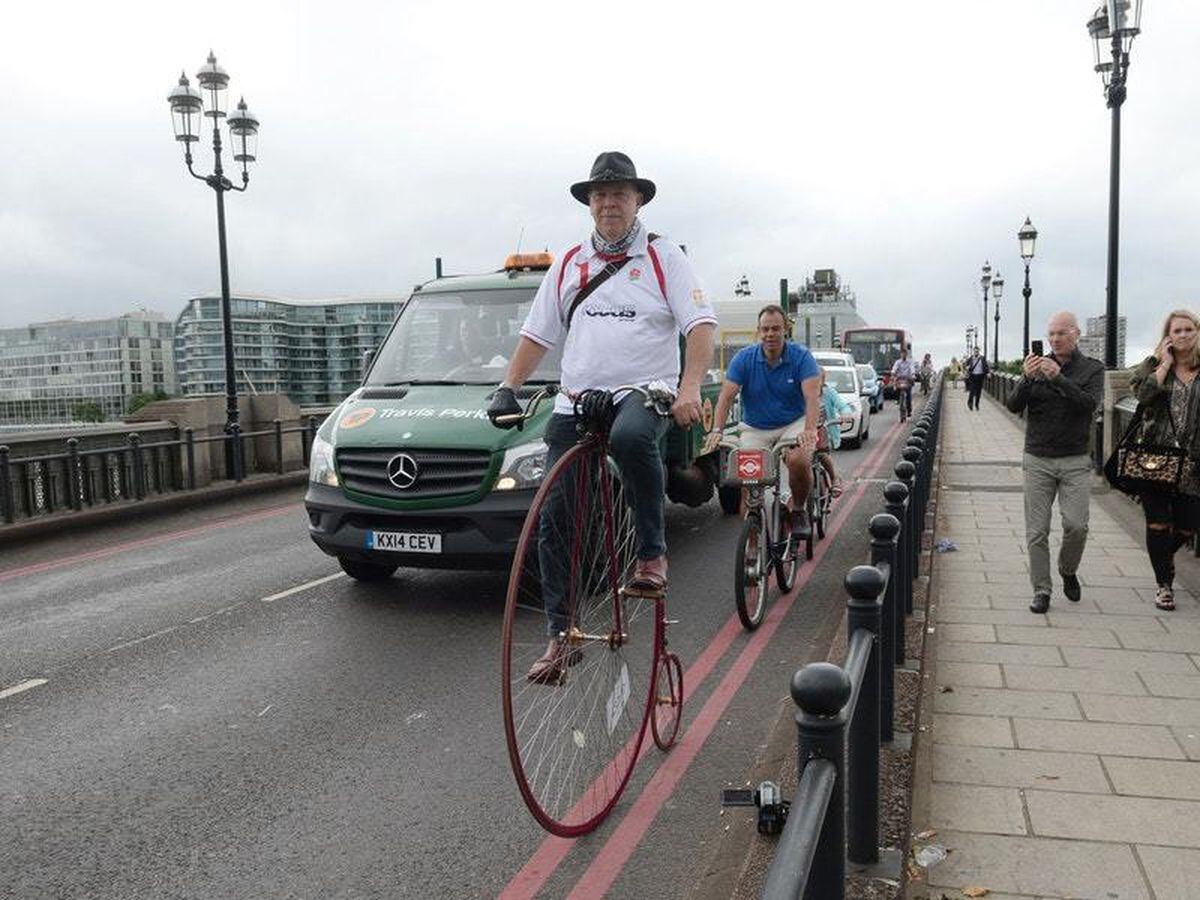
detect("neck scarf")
[592,217,642,257]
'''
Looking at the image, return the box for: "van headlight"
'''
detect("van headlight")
[494,439,548,491]
[309,434,339,486]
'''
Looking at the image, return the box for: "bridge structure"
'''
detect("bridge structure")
[2,378,1194,899]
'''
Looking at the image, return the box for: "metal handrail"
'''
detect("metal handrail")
[761,761,836,900]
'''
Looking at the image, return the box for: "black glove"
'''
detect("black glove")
[487,386,523,429]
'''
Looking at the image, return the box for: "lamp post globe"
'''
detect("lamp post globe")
[1018,217,1038,355]
[1087,1,1144,368]
[166,52,260,481]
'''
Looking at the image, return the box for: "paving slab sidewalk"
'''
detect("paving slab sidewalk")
[909,388,1200,900]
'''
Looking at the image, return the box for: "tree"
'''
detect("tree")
[72,402,106,423]
[127,390,171,413]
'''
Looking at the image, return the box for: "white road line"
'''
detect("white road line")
[261,572,345,603]
[0,678,48,700]
[106,625,183,654]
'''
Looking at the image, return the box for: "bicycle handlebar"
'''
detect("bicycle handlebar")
[492,383,675,428]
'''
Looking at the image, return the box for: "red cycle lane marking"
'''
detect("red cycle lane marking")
[0,502,303,584]
[500,415,908,899]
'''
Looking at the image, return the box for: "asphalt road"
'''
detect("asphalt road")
[0,397,922,900]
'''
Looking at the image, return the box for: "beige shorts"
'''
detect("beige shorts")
[739,419,807,454]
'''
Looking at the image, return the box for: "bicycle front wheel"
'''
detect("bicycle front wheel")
[501,440,660,837]
[734,512,767,630]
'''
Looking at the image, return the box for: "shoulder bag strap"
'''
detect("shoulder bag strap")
[564,236,659,331]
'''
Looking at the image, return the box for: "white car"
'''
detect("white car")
[824,365,869,448]
[811,349,856,370]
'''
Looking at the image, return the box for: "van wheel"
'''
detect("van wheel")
[338,557,398,581]
[718,484,741,515]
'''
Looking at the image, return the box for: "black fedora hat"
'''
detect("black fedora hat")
[570,151,656,205]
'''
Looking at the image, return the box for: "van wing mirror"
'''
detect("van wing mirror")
[362,348,376,377]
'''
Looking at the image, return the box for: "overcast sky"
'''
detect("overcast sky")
[3,0,1196,366]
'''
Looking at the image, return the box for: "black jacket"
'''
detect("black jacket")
[1006,349,1105,457]
[1130,356,1200,459]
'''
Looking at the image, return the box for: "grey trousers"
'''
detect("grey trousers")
[1023,452,1092,596]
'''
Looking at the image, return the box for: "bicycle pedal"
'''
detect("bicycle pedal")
[621,585,666,600]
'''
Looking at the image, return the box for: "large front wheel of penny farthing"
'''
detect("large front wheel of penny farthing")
[501,441,661,837]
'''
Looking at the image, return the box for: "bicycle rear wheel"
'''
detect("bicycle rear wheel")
[815,466,829,539]
[501,440,660,837]
[651,649,683,751]
[734,512,767,630]
[773,500,799,593]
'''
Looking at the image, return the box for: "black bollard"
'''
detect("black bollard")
[845,565,885,866]
[792,663,851,900]
[869,513,901,742]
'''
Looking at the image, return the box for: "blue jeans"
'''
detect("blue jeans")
[538,395,669,635]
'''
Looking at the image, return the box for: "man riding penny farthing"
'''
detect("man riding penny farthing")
[488,151,717,836]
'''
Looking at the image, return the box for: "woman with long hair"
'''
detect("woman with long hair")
[1130,309,1200,610]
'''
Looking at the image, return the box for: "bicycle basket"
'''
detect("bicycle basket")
[723,447,776,486]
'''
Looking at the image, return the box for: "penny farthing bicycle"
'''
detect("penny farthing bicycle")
[497,384,683,837]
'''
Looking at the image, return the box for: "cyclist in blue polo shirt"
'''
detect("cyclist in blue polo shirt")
[704,304,822,535]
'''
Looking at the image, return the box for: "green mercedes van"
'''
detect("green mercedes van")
[304,253,735,581]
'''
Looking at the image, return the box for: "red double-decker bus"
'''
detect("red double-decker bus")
[839,327,912,396]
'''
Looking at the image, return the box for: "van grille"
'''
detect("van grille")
[337,448,493,499]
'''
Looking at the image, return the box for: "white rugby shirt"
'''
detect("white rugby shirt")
[520,228,717,414]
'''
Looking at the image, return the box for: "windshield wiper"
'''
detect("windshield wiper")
[379,379,460,386]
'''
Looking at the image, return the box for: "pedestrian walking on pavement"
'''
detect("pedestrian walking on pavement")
[949,356,963,389]
[965,346,988,410]
[1129,308,1200,611]
[1006,311,1105,613]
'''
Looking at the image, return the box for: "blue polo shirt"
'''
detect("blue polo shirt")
[727,341,822,429]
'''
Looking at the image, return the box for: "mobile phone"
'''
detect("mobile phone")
[1031,340,1044,357]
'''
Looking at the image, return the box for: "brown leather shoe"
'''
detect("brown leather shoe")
[526,637,582,684]
[626,555,668,594]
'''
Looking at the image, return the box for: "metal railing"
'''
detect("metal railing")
[0,417,321,525]
[763,378,942,900]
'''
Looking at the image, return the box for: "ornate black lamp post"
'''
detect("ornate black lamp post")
[1018,217,1038,355]
[1087,1,1143,368]
[980,261,992,361]
[167,52,260,478]
[991,272,1005,367]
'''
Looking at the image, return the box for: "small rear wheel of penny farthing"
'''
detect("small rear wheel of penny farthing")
[651,650,684,751]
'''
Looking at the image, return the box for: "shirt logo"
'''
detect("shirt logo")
[585,302,637,321]
[628,268,642,281]
[693,289,709,308]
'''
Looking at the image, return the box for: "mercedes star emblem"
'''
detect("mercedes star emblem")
[386,453,419,490]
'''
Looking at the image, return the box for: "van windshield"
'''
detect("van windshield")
[366,289,562,385]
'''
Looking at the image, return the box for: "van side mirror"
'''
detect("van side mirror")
[362,348,376,375]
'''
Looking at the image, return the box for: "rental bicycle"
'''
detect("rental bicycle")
[807,448,834,549]
[725,440,802,630]
[496,384,683,837]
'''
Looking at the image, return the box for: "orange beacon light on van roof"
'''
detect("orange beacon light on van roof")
[503,252,554,271]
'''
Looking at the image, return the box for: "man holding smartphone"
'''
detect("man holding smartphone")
[1006,311,1106,613]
